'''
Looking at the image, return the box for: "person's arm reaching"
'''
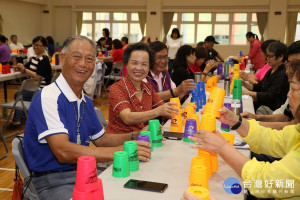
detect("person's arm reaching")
[119,102,179,125]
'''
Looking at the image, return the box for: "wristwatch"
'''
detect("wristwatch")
[231,114,242,130]
[131,132,136,140]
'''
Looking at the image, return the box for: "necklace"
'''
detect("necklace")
[72,102,85,144]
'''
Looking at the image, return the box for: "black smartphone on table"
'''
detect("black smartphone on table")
[124,179,168,193]
[163,131,184,140]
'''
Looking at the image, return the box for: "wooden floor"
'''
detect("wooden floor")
[0,82,109,200]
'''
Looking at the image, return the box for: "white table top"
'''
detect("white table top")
[0,72,27,82]
[98,80,254,200]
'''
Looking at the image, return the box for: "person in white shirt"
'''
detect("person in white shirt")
[9,34,24,50]
[166,28,183,74]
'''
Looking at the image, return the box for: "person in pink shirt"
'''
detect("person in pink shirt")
[241,39,276,84]
[246,32,265,71]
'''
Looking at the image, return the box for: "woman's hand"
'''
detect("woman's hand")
[136,140,151,161]
[189,129,228,154]
[241,111,256,120]
[157,102,180,118]
[14,63,26,73]
[218,107,239,127]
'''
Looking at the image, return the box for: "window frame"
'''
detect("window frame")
[168,12,260,45]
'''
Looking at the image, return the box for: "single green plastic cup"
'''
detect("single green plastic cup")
[140,131,153,152]
[112,151,130,178]
[233,79,242,100]
[123,141,139,172]
[148,119,163,147]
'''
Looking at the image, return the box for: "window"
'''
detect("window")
[81,12,142,43]
[295,12,300,41]
[168,12,260,45]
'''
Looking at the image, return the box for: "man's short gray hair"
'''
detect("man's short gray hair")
[61,35,97,56]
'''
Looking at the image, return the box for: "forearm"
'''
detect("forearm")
[219,143,250,177]
[25,69,41,79]
[256,113,290,122]
[93,132,132,147]
[259,121,295,130]
[158,90,173,101]
[243,81,253,91]
[121,109,160,125]
[227,115,250,138]
[246,91,257,101]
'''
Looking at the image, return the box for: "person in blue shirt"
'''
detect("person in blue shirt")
[23,35,151,200]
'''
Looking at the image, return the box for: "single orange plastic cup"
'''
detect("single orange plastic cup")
[75,156,98,192]
[183,106,196,125]
[197,150,212,178]
[203,87,225,118]
[199,113,216,132]
[170,114,183,132]
[205,77,214,93]
[188,113,200,130]
[189,165,209,189]
[221,133,235,146]
[187,186,210,200]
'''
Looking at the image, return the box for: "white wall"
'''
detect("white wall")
[53,6,72,45]
[0,0,44,45]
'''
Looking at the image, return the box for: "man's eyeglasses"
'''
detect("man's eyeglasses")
[156,56,169,61]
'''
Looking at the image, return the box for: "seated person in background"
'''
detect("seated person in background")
[189,46,218,82]
[242,41,289,112]
[189,60,300,199]
[0,35,11,64]
[241,40,300,130]
[198,36,224,73]
[144,41,195,101]
[121,36,129,50]
[240,39,276,84]
[96,37,106,53]
[100,39,123,76]
[23,35,151,200]
[107,42,179,134]
[46,36,55,57]
[100,39,123,63]
[9,36,52,128]
[171,45,195,86]
[9,34,24,51]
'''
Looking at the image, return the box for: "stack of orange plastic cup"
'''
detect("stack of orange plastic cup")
[203,87,225,118]
[189,165,209,189]
[186,186,210,200]
[221,133,235,146]
[73,156,104,200]
[191,155,212,178]
[170,97,183,132]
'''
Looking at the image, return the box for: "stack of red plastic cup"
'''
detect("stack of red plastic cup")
[73,156,104,200]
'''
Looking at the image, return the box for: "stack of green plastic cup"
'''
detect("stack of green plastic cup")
[112,151,130,178]
[149,119,163,148]
[233,79,242,100]
[140,131,153,152]
[123,141,139,172]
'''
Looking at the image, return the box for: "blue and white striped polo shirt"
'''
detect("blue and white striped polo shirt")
[24,74,104,172]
